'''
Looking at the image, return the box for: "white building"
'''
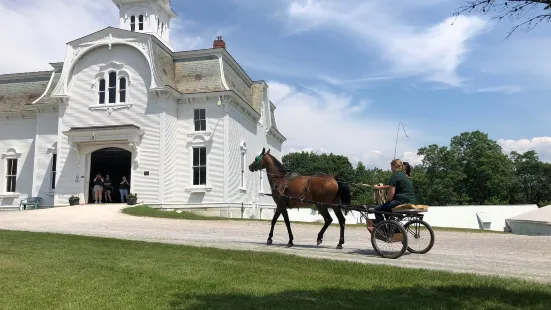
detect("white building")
[0,0,285,209]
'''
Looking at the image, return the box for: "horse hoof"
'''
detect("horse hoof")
[267,239,272,245]
[317,239,322,246]
[286,242,294,248]
[336,245,343,250]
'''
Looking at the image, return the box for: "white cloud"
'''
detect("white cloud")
[0,0,204,74]
[268,80,424,169]
[284,0,487,87]
[498,137,551,163]
[474,85,523,94]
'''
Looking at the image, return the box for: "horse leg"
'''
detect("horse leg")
[316,207,333,246]
[281,208,294,247]
[332,206,346,249]
[267,209,281,245]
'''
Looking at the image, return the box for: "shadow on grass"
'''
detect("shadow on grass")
[170,286,551,310]
[241,241,386,257]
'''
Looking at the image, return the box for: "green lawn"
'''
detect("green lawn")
[0,230,547,309]
[122,205,509,234]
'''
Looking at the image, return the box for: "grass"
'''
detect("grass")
[122,205,509,234]
[0,229,549,309]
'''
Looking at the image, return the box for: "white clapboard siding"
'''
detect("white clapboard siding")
[33,112,59,206]
[0,117,36,208]
[176,99,225,204]
[55,44,161,205]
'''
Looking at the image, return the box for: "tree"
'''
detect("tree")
[449,131,513,204]
[417,144,468,205]
[454,0,551,38]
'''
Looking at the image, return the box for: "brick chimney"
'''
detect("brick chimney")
[213,36,226,49]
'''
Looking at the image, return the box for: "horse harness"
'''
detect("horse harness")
[268,172,316,207]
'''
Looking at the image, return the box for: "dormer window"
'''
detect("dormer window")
[119,77,127,103]
[138,15,144,30]
[97,70,128,105]
[98,79,106,104]
[130,16,135,31]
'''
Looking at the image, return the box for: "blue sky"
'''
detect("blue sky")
[1,0,550,167]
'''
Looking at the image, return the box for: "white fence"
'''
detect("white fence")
[155,203,539,232]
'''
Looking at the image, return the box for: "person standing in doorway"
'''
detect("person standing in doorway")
[93,174,104,203]
[119,176,129,203]
[103,175,113,203]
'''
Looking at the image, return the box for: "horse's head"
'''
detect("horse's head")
[249,147,270,172]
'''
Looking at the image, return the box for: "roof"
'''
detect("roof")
[508,205,551,224]
[0,28,285,140]
[0,71,53,112]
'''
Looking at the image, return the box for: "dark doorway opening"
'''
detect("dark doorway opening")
[89,147,131,203]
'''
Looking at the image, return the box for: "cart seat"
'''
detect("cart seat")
[392,203,429,212]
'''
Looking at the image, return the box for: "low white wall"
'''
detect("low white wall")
[422,205,538,231]
[159,204,538,232]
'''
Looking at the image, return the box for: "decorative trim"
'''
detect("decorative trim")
[89,103,133,114]
[186,132,213,145]
[1,148,22,159]
[32,71,57,104]
[0,193,20,198]
[51,28,165,98]
[184,186,213,193]
[240,141,247,153]
[218,54,230,91]
[47,142,58,154]
[99,61,125,72]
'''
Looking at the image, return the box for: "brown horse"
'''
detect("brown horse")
[248,148,352,249]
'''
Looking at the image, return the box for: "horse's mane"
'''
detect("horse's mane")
[267,153,290,173]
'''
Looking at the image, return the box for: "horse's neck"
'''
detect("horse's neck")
[265,160,285,177]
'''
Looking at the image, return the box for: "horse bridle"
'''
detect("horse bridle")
[254,153,288,178]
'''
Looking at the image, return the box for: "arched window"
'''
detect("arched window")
[138,15,144,31]
[119,77,127,103]
[98,78,106,104]
[96,69,129,106]
[130,16,135,32]
[108,71,117,104]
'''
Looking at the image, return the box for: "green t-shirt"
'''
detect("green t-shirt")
[388,170,416,204]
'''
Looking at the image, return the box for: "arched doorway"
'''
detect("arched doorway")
[88,147,132,203]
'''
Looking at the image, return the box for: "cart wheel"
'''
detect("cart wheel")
[404,219,434,254]
[370,220,408,259]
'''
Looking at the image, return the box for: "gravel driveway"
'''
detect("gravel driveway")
[1,204,550,283]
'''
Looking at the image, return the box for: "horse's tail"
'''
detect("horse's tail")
[335,176,351,204]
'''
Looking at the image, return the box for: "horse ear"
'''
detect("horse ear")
[261,147,265,155]
[266,149,271,154]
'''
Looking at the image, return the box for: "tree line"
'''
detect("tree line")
[281,130,551,207]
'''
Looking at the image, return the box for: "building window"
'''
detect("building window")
[194,109,206,131]
[6,158,17,193]
[50,153,57,190]
[241,152,245,188]
[130,16,135,31]
[138,15,144,30]
[192,147,206,185]
[119,77,127,103]
[98,71,127,105]
[98,78,106,104]
[157,19,160,33]
[108,71,117,103]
